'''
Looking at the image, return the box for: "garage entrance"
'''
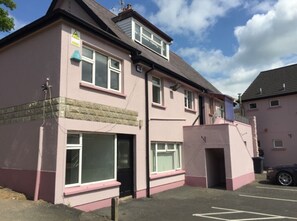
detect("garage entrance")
[206,148,226,189]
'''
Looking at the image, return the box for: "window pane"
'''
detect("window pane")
[157,152,174,172]
[271,100,279,106]
[175,145,181,168]
[153,85,161,103]
[110,59,120,70]
[135,24,141,41]
[167,144,175,150]
[95,53,108,88]
[153,35,161,44]
[143,29,151,37]
[150,144,156,172]
[82,134,115,183]
[249,103,257,109]
[65,149,80,185]
[118,140,130,169]
[110,70,120,91]
[274,140,283,148]
[157,143,166,151]
[142,37,162,54]
[152,77,160,86]
[188,92,193,109]
[82,47,93,59]
[82,61,93,83]
[162,43,167,57]
[67,134,80,145]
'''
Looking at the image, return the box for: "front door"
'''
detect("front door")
[117,135,134,197]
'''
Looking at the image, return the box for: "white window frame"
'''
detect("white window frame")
[151,142,182,173]
[152,76,163,105]
[273,139,283,148]
[249,103,257,110]
[65,133,117,187]
[270,99,280,107]
[133,21,169,59]
[82,46,122,92]
[185,90,194,110]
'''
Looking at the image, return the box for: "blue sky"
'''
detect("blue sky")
[2,0,297,98]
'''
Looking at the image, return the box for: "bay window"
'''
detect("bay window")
[82,46,121,91]
[150,142,182,173]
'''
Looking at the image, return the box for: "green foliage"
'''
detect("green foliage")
[0,0,16,32]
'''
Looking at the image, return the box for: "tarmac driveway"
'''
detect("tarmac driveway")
[95,174,297,221]
[0,199,110,221]
[1,174,297,221]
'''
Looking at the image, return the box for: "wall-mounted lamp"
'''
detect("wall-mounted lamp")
[136,64,143,73]
[71,50,82,62]
[170,83,181,91]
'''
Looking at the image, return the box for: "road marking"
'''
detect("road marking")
[256,186,297,192]
[193,207,297,220]
[239,194,297,203]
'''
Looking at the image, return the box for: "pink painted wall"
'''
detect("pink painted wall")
[0,23,64,201]
[183,121,255,190]
[244,94,297,167]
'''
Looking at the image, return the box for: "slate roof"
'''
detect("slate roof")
[241,63,297,101]
[1,0,220,94]
[80,0,220,94]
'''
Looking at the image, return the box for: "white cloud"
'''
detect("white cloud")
[176,0,297,97]
[149,0,241,37]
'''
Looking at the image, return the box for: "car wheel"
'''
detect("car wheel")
[277,171,293,186]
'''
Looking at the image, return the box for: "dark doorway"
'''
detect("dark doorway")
[199,96,205,125]
[117,135,134,197]
[206,148,226,189]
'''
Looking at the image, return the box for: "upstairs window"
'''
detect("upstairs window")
[134,23,169,59]
[184,90,194,110]
[82,47,121,91]
[249,103,257,110]
[152,76,163,104]
[270,100,280,107]
[273,139,283,148]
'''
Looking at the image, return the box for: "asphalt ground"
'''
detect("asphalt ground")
[1,174,296,221]
[95,174,297,221]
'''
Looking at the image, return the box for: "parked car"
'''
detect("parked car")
[267,164,297,186]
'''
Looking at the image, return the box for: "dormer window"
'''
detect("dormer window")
[133,22,169,59]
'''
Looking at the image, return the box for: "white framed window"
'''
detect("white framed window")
[150,142,182,173]
[133,22,169,59]
[184,90,194,109]
[152,76,163,104]
[273,139,283,148]
[65,133,116,187]
[270,99,280,107]
[82,46,121,91]
[249,103,257,109]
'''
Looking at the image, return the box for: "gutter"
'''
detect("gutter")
[0,9,141,56]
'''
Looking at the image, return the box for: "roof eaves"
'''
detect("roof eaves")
[242,91,297,102]
[132,54,211,93]
[0,9,141,55]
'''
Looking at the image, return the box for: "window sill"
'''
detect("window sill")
[268,106,281,109]
[152,102,166,110]
[248,108,258,111]
[80,82,126,98]
[185,108,197,114]
[272,148,286,151]
[150,170,185,181]
[64,180,121,196]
